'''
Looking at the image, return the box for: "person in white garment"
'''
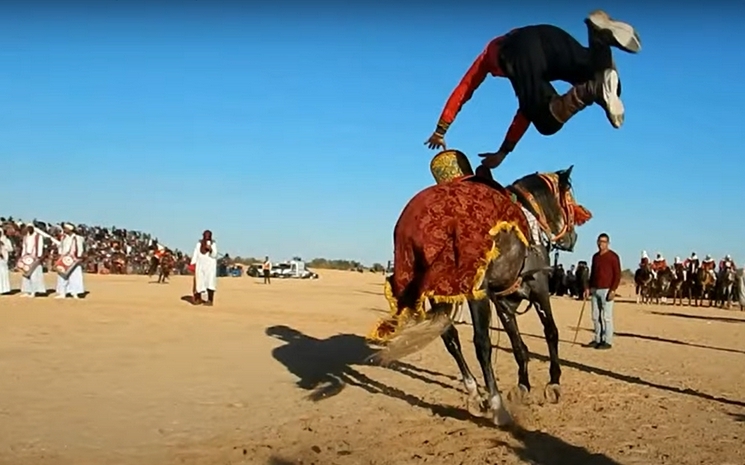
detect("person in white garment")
[0,229,13,295]
[55,223,86,299]
[190,230,217,306]
[20,223,47,298]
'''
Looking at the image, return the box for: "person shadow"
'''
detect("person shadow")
[266,325,381,401]
[265,325,487,423]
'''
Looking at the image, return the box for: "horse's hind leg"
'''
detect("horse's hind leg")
[439,316,485,415]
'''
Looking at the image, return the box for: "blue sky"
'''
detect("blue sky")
[1,1,743,267]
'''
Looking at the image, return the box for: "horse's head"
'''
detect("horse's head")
[509,165,592,252]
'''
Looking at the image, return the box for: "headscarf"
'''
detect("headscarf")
[200,230,213,254]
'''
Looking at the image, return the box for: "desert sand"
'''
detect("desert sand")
[1,270,744,465]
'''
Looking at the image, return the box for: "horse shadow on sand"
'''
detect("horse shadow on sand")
[265,325,463,407]
[265,325,622,465]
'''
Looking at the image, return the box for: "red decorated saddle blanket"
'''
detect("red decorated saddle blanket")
[370,178,529,341]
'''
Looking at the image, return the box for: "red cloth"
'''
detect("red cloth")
[589,250,622,291]
[389,179,529,313]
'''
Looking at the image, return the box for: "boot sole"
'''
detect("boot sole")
[587,13,642,53]
[601,69,624,128]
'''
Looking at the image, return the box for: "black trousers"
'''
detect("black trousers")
[498,24,613,135]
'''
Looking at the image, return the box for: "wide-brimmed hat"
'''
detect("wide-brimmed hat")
[63,223,75,231]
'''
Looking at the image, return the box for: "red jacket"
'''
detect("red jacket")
[435,33,530,149]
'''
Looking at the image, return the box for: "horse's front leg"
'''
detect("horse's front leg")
[438,306,485,415]
[493,297,531,405]
[469,297,512,426]
[527,277,561,404]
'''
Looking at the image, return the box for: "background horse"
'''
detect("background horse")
[373,165,590,426]
[670,263,687,306]
[157,251,175,284]
[695,268,716,307]
[634,265,654,304]
[715,267,737,308]
[574,261,590,301]
[685,266,701,306]
[147,255,160,278]
[653,267,674,305]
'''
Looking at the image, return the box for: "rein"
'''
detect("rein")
[510,173,584,243]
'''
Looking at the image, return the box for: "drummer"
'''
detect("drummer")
[54,223,86,299]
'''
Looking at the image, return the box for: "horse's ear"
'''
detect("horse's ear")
[557,165,573,186]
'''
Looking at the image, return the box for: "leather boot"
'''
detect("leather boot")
[550,69,624,128]
[549,85,592,125]
[585,10,642,54]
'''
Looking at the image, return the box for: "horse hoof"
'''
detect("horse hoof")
[466,399,487,418]
[492,405,514,428]
[544,383,561,404]
[506,384,531,405]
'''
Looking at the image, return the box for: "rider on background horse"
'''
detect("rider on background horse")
[673,257,686,281]
[651,253,667,279]
[640,250,650,269]
[425,10,641,175]
[684,252,699,274]
[719,255,736,273]
[702,255,717,278]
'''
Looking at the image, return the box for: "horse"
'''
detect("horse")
[652,267,674,305]
[685,265,701,306]
[737,269,745,311]
[715,266,737,308]
[574,261,590,301]
[147,254,160,278]
[634,265,654,304]
[670,263,687,306]
[157,251,175,284]
[695,267,717,307]
[369,164,591,426]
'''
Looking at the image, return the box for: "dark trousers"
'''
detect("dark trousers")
[263,270,271,284]
[499,24,613,135]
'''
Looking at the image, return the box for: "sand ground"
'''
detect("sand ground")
[1,271,743,465]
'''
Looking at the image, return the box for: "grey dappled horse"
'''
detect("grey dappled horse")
[423,167,589,426]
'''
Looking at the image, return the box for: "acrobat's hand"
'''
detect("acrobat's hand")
[477,150,508,169]
[425,132,447,151]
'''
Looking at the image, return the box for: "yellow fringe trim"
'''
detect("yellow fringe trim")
[367,220,529,343]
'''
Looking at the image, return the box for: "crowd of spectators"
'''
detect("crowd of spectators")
[1,216,192,275]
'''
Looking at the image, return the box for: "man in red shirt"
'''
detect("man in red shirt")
[425,10,641,174]
[585,233,622,350]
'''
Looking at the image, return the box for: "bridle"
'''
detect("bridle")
[511,173,591,244]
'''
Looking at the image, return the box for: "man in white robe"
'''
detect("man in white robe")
[55,223,86,299]
[190,230,218,305]
[20,224,47,297]
[0,229,13,295]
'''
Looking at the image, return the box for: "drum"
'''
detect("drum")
[17,254,41,279]
[55,255,81,280]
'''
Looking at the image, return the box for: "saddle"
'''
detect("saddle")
[430,150,531,227]
[430,150,510,192]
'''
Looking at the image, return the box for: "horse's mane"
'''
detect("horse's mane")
[509,168,572,230]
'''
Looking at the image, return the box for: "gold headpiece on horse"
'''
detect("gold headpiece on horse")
[429,150,473,184]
